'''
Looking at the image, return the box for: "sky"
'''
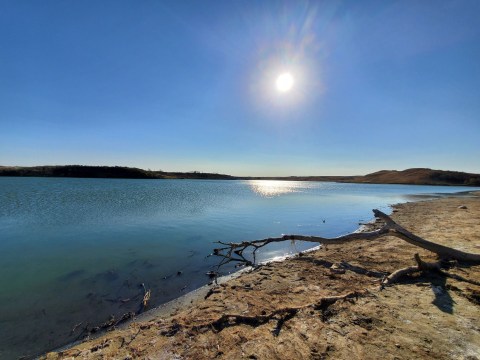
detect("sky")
[1,0,479,176]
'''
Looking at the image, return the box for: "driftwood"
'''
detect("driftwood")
[382,253,480,288]
[213,209,480,267]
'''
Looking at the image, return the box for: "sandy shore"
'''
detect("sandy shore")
[43,193,480,360]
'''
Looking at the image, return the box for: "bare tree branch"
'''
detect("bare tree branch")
[213,209,480,268]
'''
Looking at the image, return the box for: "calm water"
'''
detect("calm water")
[0,177,477,358]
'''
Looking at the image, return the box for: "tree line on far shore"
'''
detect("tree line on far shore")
[0,165,479,186]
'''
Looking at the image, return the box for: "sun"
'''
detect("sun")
[276,72,294,92]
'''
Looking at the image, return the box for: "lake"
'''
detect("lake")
[0,177,477,358]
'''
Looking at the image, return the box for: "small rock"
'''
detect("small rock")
[458,205,467,209]
[395,343,401,348]
[45,353,59,360]
[330,264,346,274]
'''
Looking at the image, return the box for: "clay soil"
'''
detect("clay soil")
[43,194,480,360]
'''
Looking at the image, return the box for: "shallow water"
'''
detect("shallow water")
[0,177,477,358]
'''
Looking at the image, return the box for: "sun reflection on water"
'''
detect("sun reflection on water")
[248,180,302,197]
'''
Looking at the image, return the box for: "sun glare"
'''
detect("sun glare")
[276,72,294,92]
[248,180,299,197]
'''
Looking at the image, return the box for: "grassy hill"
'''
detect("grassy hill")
[245,168,480,186]
[350,168,480,186]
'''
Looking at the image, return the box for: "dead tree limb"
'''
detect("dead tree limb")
[381,253,437,287]
[213,209,480,267]
[372,210,480,262]
[382,253,480,288]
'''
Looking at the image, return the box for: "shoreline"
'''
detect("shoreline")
[53,244,325,356]
[43,190,480,359]
[72,189,480,329]
[130,244,324,323]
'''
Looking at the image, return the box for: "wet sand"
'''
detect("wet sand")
[43,193,480,359]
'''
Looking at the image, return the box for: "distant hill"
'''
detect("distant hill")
[0,165,479,186]
[349,168,480,186]
[244,168,480,186]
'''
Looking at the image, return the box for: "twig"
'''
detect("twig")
[70,321,83,335]
[141,283,151,309]
[124,328,141,347]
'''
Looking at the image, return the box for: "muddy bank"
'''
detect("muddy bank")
[43,194,480,359]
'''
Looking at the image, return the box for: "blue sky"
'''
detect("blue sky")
[1,0,479,176]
